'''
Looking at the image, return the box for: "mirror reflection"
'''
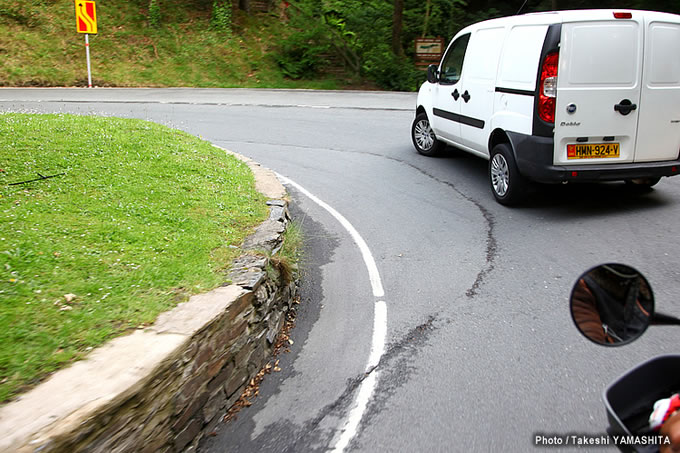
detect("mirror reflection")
[570,264,654,346]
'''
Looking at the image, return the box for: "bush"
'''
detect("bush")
[148,0,161,28]
[361,44,424,91]
[212,1,232,34]
[0,4,42,27]
[273,25,331,79]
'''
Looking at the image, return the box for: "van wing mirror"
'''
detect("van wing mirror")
[427,65,439,84]
[570,263,654,346]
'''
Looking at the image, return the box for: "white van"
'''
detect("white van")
[412,9,680,205]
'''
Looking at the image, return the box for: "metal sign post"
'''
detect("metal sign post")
[75,1,97,88]
[85,34,92,88]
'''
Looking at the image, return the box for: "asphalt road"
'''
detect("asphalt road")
[3,88,680,452]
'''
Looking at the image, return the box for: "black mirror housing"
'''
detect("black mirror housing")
[570,263,654,346]
[426,64,439,84]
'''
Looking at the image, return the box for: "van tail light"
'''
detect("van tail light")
[539,51,559,124]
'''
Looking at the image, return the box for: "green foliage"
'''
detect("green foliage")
[212,0,232,34]
[148,0,161,28]
[361,44,424,91]
[273,10,332,79]
[0,2,44,27]
[5,0,679,91]
[0,1,350,89]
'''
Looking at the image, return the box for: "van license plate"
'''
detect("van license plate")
[567,143,620,159]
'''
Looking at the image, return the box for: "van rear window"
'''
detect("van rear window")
[566,23,640,86]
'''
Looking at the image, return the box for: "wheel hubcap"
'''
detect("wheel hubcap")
[491,154,509,196]
[414,120,435,150]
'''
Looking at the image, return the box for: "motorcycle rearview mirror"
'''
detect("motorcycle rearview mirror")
[570,263,655,346]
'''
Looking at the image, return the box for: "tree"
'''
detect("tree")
[392,0,404,56]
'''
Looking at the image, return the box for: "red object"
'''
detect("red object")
[614,12,633,19]
[571,171,578,177]
[650,394,680,430]
[538,52,559,124]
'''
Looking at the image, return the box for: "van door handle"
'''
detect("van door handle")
[614,99,637,116]
[462,90,471,103]
[452,89,460,101]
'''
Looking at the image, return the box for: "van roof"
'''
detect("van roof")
[461,9,680,30]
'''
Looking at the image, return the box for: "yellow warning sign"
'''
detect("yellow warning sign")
[75,1,97,34]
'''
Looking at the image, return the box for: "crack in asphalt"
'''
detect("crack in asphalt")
[360,152,498,299]
[350,316,438,450]
[281,316,438,452]
[219,140,498,299]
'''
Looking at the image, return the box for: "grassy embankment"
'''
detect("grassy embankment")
[0,112,271,403]
[0,1,360,89]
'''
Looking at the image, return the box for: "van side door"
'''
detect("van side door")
[457,27,505,156]
[430,33,471,144]
[635,18,680,162]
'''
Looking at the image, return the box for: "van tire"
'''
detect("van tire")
[489,143,527,205]
[412,113,445,156]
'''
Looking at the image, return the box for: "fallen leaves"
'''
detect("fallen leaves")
[222,295,301,423]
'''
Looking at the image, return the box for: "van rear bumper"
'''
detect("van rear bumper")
[508,132,680,183]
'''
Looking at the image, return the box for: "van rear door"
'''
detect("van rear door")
[634,16,680,162]
[553,15,644,166]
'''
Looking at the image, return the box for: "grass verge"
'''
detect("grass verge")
[0,113,268,403]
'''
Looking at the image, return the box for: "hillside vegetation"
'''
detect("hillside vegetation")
[1,0,679,91]
[0,1,358,89]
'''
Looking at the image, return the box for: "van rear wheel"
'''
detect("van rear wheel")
[489,143,527,205]
[412,113,445,156]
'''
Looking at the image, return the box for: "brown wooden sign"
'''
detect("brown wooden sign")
[415,37,445,60]
[415,37,445,69]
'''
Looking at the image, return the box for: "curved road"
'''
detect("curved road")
[3,88,680,451]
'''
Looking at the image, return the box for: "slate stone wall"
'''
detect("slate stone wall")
[14,199,296,452]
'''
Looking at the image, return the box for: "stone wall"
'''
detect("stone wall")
[0,197,296,453]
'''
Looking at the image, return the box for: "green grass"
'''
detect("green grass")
[278,220,303,270]
[0,113,268,403]
[0,2,369,89]
[269,220,303,285]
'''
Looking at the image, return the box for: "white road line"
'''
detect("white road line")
[276,174,384,298]
[275,174,387,453]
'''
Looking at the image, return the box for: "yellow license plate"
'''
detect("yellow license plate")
[567,143,620,159]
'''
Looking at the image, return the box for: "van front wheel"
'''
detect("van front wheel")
[489,143,526,205]
[412,113,445,156]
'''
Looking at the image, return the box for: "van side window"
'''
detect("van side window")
[439,33,471,85]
